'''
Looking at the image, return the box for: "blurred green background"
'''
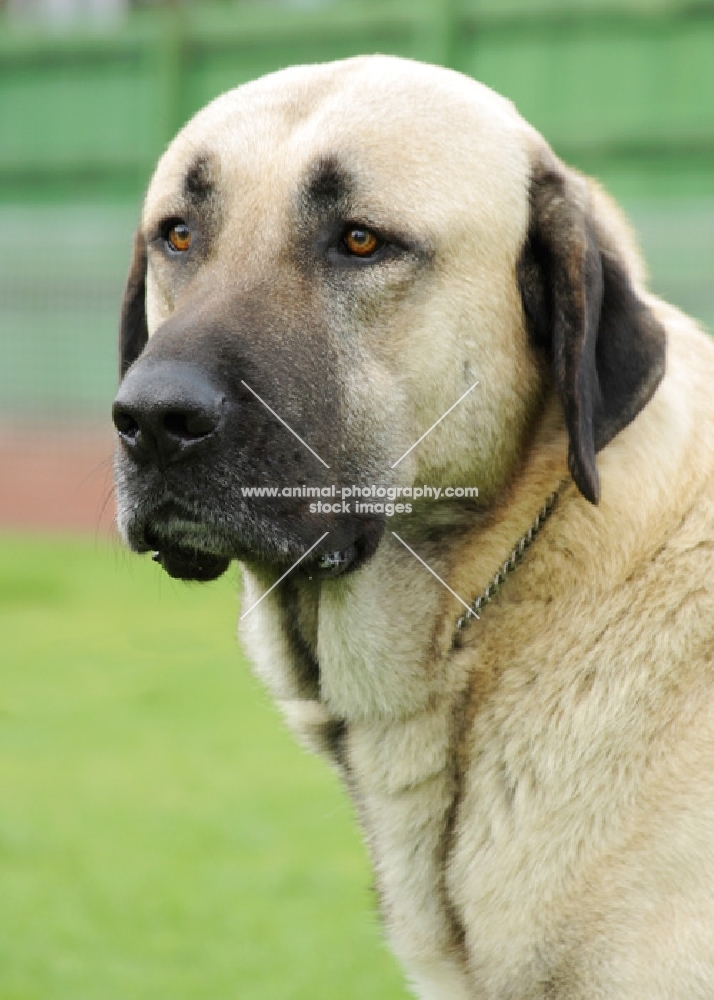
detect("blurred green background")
[0,0,712,997]
[0,536,409,999]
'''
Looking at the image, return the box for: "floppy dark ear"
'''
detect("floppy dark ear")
[518,159,666,504]
[119,229,149,378]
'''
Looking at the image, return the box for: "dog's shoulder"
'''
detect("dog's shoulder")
[445,308,714,994]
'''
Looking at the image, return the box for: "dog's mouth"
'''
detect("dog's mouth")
[146,537,358,582]
[135,503,381,583]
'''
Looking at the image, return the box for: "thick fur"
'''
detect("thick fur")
[115,56,714,998]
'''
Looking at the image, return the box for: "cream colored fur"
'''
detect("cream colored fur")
[142,57,714,998]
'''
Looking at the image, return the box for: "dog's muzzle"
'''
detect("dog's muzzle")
[113,357,385,582]
[113,358,232,580]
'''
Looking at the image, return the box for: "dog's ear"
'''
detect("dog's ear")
[119,229,149,378]
[518,158,666,504]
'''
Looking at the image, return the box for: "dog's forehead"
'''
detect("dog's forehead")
[144,56,533,238]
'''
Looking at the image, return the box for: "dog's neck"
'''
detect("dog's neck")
[240,500,562,726]
[239,532,464,725]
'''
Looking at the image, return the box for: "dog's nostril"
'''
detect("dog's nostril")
[113,405,140,439]
[163,409,217,440]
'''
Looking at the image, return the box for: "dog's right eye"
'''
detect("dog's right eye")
[342,227,382,258]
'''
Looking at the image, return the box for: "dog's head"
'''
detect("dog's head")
[113,55,665,582]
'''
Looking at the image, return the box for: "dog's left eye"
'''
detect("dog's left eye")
[341,227,383,258]
[163,221,192,254]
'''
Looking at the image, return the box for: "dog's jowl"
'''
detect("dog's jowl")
[114,56,714,1000]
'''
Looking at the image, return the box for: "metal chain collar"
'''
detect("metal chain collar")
[454,478,570,638]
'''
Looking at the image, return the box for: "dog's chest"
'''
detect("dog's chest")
[338,661,624,1000]
[342,709,477,999]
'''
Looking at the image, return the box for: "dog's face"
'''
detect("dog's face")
[113,56,665,582]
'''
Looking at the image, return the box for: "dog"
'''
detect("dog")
[113,56,714,998]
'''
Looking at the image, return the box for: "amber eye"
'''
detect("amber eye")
[342,227,381,257]
[166,222,191,253]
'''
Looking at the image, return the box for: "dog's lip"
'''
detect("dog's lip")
[298,517,385,579]
[150,544,231,582]
[299,543,358,579]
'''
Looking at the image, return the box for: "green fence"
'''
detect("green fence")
[1,0,713,418]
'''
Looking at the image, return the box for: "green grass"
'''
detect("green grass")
[0,535,410,1000]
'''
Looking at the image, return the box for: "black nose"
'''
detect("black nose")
[113,360,226,467]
